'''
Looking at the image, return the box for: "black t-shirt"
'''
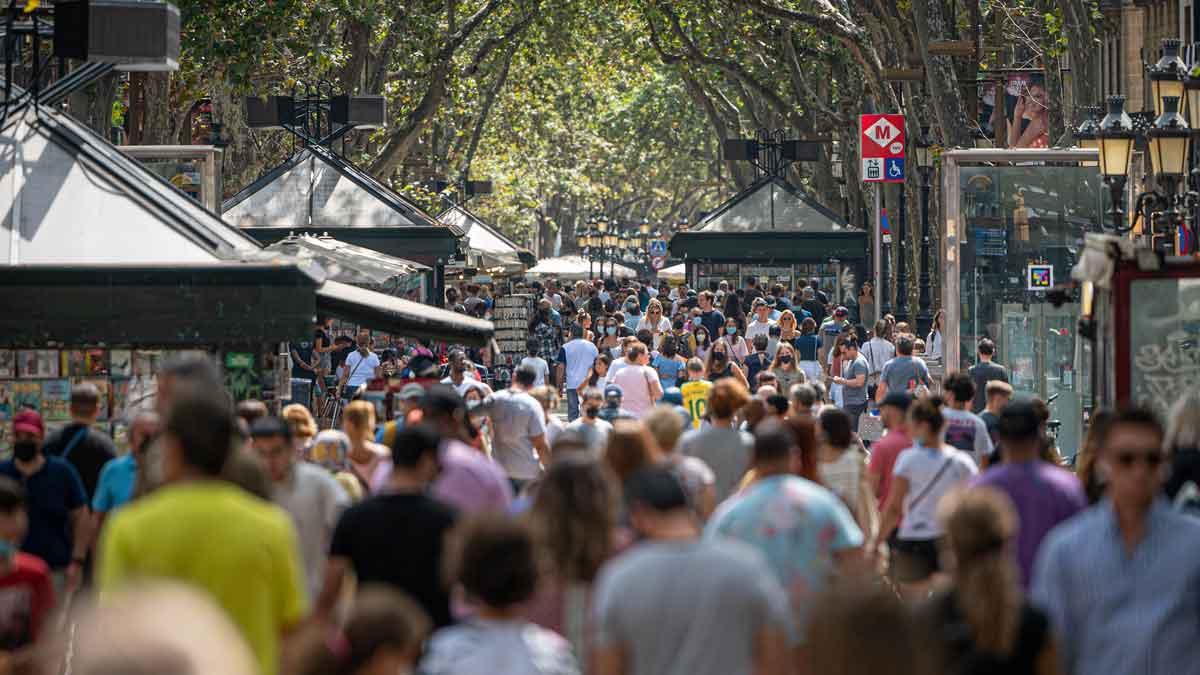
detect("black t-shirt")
[801,299,827,325]
[968,361,1009,413]
[921,591,1049,675]
[291,338,315,380]
[42,423,115,502]
[329,493,458,627]
[699,310,725,340]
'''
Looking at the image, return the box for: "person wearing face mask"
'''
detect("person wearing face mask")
[669,318,695,359]
[692,326,712,363]
[719,319,749,365]
[563,387,613,456]
[636,300,672,350]
[0,410,89,596]
[596,318,621,358]
[338,332,382,401]
[704,342,748,389]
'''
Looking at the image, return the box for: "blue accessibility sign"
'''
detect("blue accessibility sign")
[884,157,905,183]
[648,239,668,257]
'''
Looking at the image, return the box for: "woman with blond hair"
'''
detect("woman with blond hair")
[635,298,671,349]
[281,403,317,455]
[341,400,389,495]
[920,487,1058,675]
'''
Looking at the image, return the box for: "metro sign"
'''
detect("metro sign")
[860,114,905,159]
[860,113,905,183]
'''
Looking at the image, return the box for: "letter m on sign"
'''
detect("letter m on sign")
[859,114,905,160]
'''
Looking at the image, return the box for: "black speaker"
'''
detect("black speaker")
[781,140,821,162]
[57,0,180,70]
[723,138,757,161]
[244,96,294,129]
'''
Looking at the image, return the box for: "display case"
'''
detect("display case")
[942,149,1109,457]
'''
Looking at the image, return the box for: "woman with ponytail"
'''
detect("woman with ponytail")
[872,394,978,599]
[921,487,1059,675]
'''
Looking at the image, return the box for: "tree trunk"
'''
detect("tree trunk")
[1060,0,1101,114]
[66,73,118,141]
[912,0,972,148]
[139,72,173,145]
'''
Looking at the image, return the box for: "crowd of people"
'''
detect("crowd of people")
[0,275,1198,675]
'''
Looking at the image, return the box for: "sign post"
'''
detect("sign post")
[860,114,906,316]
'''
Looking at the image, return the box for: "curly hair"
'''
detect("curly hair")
[527,455,620,583]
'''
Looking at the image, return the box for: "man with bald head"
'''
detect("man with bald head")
[93,412,160,523]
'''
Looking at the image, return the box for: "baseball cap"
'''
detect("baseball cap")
[834,306,849,317]
[399,383,426,401]
[752,297,767,308]
[12,410,43,436]
[661,387,683,406]
[879,391,913,412]
[997,400,1042,441]
[604,384,623,399]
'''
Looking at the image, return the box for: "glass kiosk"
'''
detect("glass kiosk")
[941,149,1109,457]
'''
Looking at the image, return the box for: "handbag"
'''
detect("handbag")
[858,413,884,442]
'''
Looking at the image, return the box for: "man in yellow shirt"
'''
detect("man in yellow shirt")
[680,358,713,429]
[97,390,307,675]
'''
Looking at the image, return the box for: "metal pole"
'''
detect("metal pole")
[895,182,910,323]
[873,185,881,317]
[917,166,934,335]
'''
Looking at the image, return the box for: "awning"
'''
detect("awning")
[316,280,493,346]
[659,263,686,281]
[525,255,637,280]
[246,233,429,286]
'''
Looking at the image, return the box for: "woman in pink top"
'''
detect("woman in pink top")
[609,342,663,416]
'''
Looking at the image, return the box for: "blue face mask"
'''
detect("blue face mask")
[606,326,617,336]
[726,326,737,335]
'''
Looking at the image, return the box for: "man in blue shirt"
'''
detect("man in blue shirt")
[2,410,89,593]
[1033,407,1200,675]
[93,411,160,523]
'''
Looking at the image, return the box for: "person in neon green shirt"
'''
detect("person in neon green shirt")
[97,391,307,675]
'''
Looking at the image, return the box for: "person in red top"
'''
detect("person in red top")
[867,391,914,510]
[0,476,55,654]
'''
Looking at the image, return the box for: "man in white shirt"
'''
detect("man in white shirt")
[744,298,776,342]
[557,324,599,422]
[488,365,550,490]
[441,349,490,397]
[339,332,381,397]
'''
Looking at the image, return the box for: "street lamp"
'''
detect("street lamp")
[1148,96,1190,182]
[915,125,935,335]
[1096,95,1136,231]
[1075,106,1101,168]
[1149,39,1187,118]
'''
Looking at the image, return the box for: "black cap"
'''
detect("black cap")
[407,355,438,378]
[422,384,465,417]
[624,467,689,512]
[879,391,913,412]
[998,400,1042,441]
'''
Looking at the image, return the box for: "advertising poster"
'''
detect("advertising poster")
[980,73,1051,149]
[40,379,71,421]
[0,352,13,379]
[18,351,59,379]
[0,383,12,421]
[11,382,41,413]
[109,350,133,378]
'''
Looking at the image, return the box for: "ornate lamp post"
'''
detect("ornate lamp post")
[580,216,596,278]
[1095,95,1136,232]
[915,125,935,336]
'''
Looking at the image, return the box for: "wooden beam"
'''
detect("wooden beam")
[885,67,925,81]
[928,39,976,57]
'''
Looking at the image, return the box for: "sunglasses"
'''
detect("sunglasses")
[1113,450,1166,468]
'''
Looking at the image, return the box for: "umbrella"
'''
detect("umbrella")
[659,263,685,282]
[245,233,429,286]
[525,255,637,280]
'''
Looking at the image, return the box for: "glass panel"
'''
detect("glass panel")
[740,266,793,291]
[696,264,739,292]
[959,164,1106,456]
[137,158,206,205]
[1127,277,1200,417]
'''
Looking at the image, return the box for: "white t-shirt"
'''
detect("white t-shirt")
[519,356,551,387]
[440,376,487,397]
[341,350,380,388]
[636,316,672,334]
[745,318,775,342]
[605,357,630,387]
[893,444,978,540]
[562,339,600,390]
